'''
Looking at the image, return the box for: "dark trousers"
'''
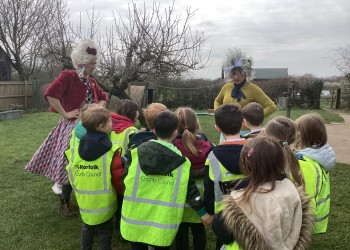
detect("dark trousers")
[61,183,72,200]
[115,194,123,230]
[175,222,206,250]
[81,217,114,250]
[131,242,171,250]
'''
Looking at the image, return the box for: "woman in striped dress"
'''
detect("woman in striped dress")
[25,39,108,216]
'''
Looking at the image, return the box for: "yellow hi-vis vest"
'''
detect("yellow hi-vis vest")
[121,148,191,247]
[298,155,330,234]
[65,144,119,226]
[206,152,245,213]
[68,129,82,150]
[221,241,242,250]
[182,178,204,223]
[110,127,138,156]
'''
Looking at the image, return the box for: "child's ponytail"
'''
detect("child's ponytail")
[175,107,201,156]
[282,142,305,187]
[264,116,305,188]
[181,129,200,156]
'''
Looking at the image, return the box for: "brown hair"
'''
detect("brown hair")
[115,99,139,121]
[295,114,327,149]
[81,104,110,131]
[175,107,201,156]
[230,66,245,77]
[215,104,243,135]
[145,103,168,130]
[153,111,178,139]
[238,136,286,202]
[241,102,264,126]
[264,116,304,187]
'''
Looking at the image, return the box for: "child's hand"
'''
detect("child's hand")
[201,213,214,226]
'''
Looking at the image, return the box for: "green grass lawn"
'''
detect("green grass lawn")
[0,109,348,249]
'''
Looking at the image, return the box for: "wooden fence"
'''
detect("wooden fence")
[0,81,32,111]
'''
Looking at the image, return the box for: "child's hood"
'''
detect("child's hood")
[111,112,135,133]
[128,131,156,149]
[297,144,336,171]
[137,140,187,175]
[212,144,244,175]
[74,121,87,139]
[78,131,112,161]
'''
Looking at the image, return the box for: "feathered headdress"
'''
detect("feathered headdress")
[223,48,254,80]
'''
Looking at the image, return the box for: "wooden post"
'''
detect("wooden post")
[335,88,341,109]
[24,81,28,110]
[286,87,292,118]
[127,82,131,97]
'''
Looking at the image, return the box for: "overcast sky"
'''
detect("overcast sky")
[67,0,350,79]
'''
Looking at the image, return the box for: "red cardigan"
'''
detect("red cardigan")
[44,70,108,113]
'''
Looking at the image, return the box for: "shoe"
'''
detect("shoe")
[59,199,78,217]
[52,183,62,195]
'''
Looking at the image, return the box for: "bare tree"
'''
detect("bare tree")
[97,1,209,99]
[40,0,75,74]
[332,43,350,76]
[0,0,57,80]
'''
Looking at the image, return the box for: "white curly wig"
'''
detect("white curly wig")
[70,39,99,68]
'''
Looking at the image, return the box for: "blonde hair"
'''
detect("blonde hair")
[81,104,110,131]
[175,107,201,156]
[70,39,99,68]
[264,116,305,187]
[145,103,168,130]
[295,114,327,149]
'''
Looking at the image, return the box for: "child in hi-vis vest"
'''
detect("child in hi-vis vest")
[121,111,212,250]
[65,104,122,249]
[212,137,313,250]
[173,107,214,250]
[295,114,335,233]
[110,99,139,155]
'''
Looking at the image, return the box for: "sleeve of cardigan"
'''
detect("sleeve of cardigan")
[44,71,69,101]
[203,165,215,215]
[251,84,277,117]
[214,85,226,109]
[212,211,235,244]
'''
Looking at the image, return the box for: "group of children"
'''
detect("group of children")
[65,100,335,250]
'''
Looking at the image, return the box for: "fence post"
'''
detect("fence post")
[335,88,341,109]
[24,80,28,110]
[286,86,292,118]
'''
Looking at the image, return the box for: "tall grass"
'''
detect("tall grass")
[0,110,348,249]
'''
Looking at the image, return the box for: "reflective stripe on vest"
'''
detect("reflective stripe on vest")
[207,152,244,213]
[121,148,190,246]
[122,215,179,229]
